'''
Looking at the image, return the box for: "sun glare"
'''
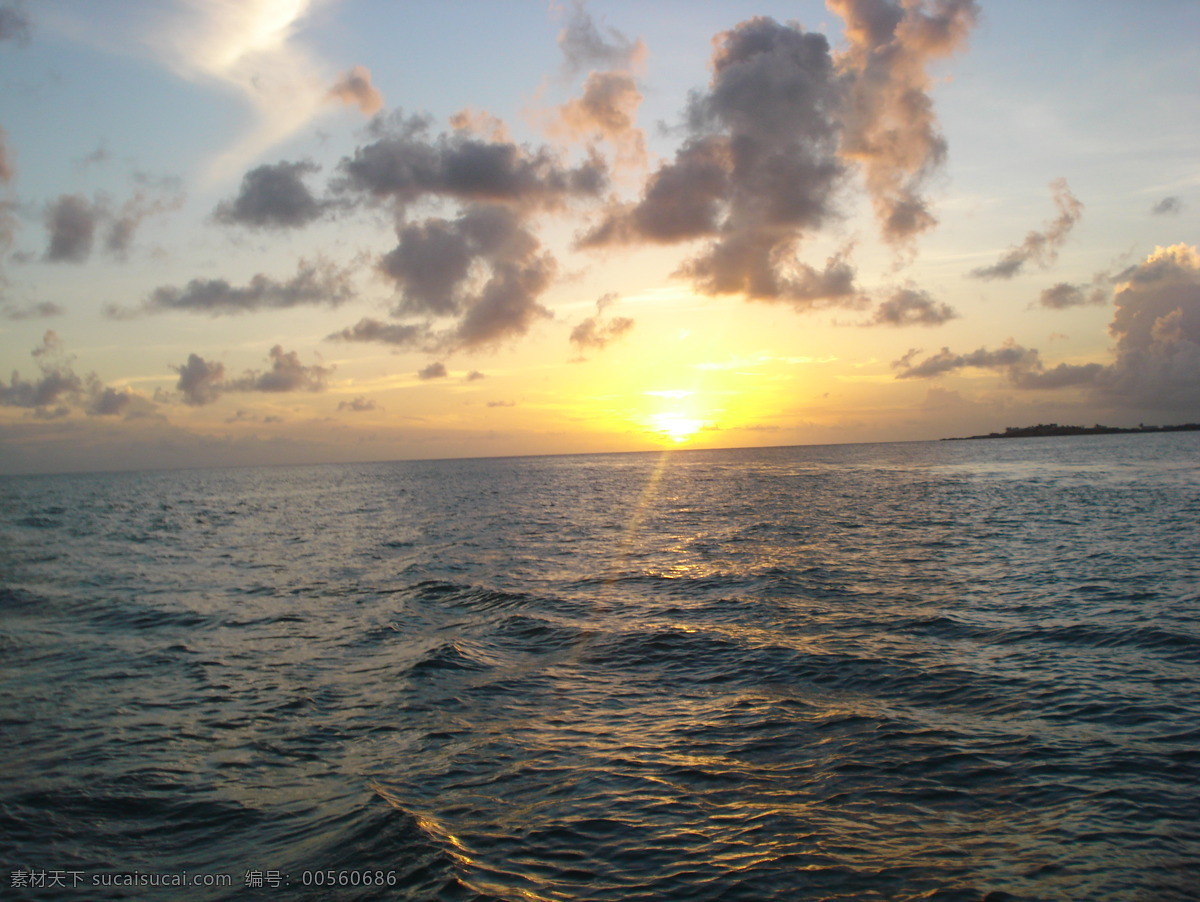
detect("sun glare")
[650,412,704,443]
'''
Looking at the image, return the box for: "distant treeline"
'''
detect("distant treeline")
[945,422,1200,440]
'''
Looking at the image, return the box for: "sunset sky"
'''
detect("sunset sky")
[1,0,1197,474]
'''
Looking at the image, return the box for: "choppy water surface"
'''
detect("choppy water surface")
[2,434,1199,900]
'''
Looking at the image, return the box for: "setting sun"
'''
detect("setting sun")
[650,412,705,443]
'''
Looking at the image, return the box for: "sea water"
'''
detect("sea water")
[2,433,1198,900]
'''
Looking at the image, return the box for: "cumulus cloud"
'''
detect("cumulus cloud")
[230,344,332,393]
[337,396,377,412]
[830,0,978,247]
[2,331,152,417]
[570,292,634,351]
[373,203,555,350]
[1151,196,1182,216]
[337,114,607,209]
[44,194,99,263]
[172,345,331,405]
[970,178,1083,280]
[172,353,225,406]
[115,257,355,317]
[895,245,1200,416]
[869,287,957,325]
[553,70,646,172]
[213,160,328,229]
[557,0,645,76]
[327,64,384,115]
[417,361,448,380]
[580,18,862,308]
[0,2,30,45]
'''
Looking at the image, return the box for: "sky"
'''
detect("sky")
[0,0,1197,475]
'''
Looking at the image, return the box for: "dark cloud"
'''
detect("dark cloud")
[970,179,1083,280]
[327,317,428,347]
[118,257,355,317]
[486,400,515,408]
[2,301,65,320]
[328,65,384,116]
[1151,196,1182,216]
[0,3,30,44]
[0,125,13,183]
[172,346,332,405]
[830,0,978,246]
[230,345,332,394]
[1037,280,1106,310]
[580,18,862,308]
[337,396,378,412]
[337,116,606,209]
[374,203,555,350]
[466,370,485,381]
[2,331,151,417]
[172,353,226,406]
[893,341,1043,381]
[869,287,957,326]
[44,194,98,263]
[213,160,328,230]
[557,1,644,75]
[417,361,448,380]
[894,244,1200,416]
[570,292,634,351]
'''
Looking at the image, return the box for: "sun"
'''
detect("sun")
[650,411,704,443]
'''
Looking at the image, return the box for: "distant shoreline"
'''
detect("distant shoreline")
[943,423,1200,441]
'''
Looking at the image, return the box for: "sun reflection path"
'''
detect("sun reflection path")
[606,450,674,587]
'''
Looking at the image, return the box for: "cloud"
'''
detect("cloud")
[417,361,447,380]
[172,353,225,406]
[970,178,1083,280]
[44,194,99,263]
[1097,243,1200,409]
[327,317,428,347]
[145,0,336,179]
[374,202,556,350]
[213,160,328,229]
[0,125,14,183]
[2,331,152,417]
[116,257,355,317]
[893,340,1043,380]
[579,18,862,308]
[337,396,377,412]
[0,3,30,45]
[557,0,645,76]
[1037,280,1106,310]
[2,301,65,320]
[869,287,957,326]
[1151,196,1182,216]
[486,400,515,408]
[105,179,186,258]
[172,345,332,405]
[895,245,1200,416]
[570,292,634,351]
[466,370,485,381]
[336,112,607,209]
[553,70,647,172]
[230,344,332,393]
[830,0,979,247]
[327,64,384,115]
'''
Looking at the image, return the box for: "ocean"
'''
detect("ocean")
[2,433,1198,901]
